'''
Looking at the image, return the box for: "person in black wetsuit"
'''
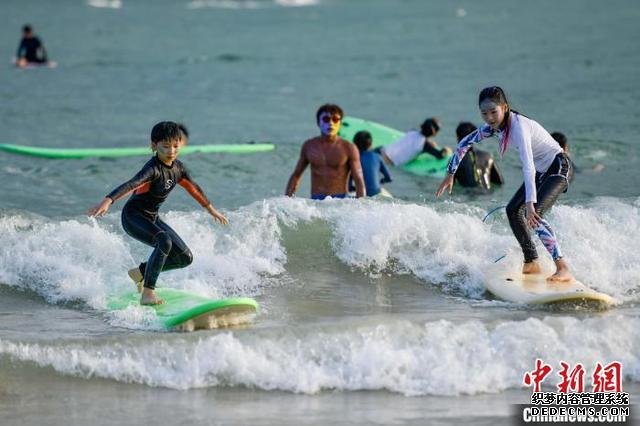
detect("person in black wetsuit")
[453,122,504,190]
[16,25,48,68]
[88,121,228,305]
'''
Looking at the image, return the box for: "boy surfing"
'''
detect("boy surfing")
[88,121,228,305]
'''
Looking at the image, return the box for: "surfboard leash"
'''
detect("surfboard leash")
[482,205,507,223]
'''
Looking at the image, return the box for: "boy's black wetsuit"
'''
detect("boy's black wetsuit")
[106,156,210,289]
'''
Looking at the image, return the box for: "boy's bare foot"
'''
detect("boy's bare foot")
[522,261,541,275]
[547,259,573,282]
[140,288,164,305]
[128,267,144,293]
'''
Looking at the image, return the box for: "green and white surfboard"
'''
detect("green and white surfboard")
[338,116,451,177]
[107,288,259,332]
[0,142,275,159]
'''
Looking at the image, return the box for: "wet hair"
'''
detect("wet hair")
[551,132,568,150]
[353,130,372,152]
[478,86,509,109]
[177,123,189,144]
[456,121,477,141]
[480,86,516,155]
[316,103,344,124]
[150,121,183,144]
[420,117,441,137]
[22,25,32,34]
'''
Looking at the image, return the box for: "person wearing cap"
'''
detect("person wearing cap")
[379,117,451,166]
[15,24,49,68]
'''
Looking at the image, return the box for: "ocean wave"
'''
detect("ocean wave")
[1,196,638,321]
[1,315,637,395]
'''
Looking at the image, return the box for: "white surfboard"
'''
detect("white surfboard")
[484,264,617,307]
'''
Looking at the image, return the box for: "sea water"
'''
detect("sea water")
[1,0,639,425]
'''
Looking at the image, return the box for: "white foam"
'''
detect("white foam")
[256,196,639,301]
[1,196,638,330]
[325,200,511,298]
[549,197,640,298]
[274,0,318,6]
[186,0,318,9]
[1,315,637,395]
[87,0,122,9]
[0,214,132,308]
[0,207,287,318]
[187,0,262,9]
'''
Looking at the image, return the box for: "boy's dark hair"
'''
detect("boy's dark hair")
[316,103,344,124]
[353,130,372,152]
[22,25,32,34]
[551,132,568,150]
[151,121,182,143]
[456,121,477,141]
[420,117,441,137]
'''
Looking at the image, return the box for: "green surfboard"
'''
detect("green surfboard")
[107,288,259,331]
[338,116,451,177]
[0,142,275,159]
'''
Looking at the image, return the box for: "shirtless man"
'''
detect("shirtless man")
[285,104,366,199]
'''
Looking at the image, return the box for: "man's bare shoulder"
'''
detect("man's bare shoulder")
[336,137,352,146]
[301,136,323,149]
[339,137,358,153]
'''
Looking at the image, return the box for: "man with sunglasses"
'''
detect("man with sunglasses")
[285,104,366,199]
[379,117,451,166]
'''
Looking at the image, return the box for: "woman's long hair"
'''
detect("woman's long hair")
[479,86,512,156]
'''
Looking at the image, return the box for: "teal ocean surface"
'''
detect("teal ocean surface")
[1,0,639,425]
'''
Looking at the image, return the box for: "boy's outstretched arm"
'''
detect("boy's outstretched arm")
[205,204,228,225]
[87,164,155,217]
[87,197,113,217]
[179,167,228,225]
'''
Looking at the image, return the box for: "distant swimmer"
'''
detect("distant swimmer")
[285,103,366,200]
[436,86,575,283]
[88,121,229,305]
[348,130,392,197]
[379,117,451,166]
[15,24,51,68]
[453,121,504,190]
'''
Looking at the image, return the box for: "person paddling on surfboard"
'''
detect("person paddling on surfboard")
[285,103,366,200]
[378,117,451,166]
[436,86,574,282]
[88,121,228,305]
